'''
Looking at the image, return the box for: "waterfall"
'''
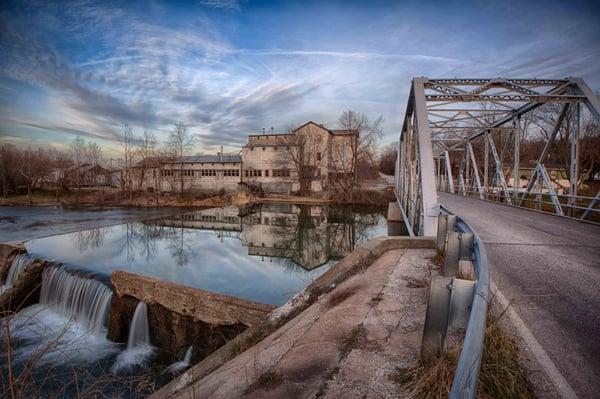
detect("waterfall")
[39,266,113,336]
[1,253,34,292]
[164,345,193,374]
[127,301,150,349]
[111,301,154,373]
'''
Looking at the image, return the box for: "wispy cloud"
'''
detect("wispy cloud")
[0,0,598,153]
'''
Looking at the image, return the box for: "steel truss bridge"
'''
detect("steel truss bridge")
[394,77,600,398]
[395,77,600,236]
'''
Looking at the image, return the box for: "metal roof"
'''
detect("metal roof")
[175,155,242,163]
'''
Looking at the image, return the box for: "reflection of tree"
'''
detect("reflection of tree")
[111,221,168,264]
[73,228,105,252]
[241,204,385,271]
[164,221,197,267]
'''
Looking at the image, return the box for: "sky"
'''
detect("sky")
[1,0,599,157]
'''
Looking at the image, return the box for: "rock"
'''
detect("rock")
[111,270,275,327]
[0,260,46,314]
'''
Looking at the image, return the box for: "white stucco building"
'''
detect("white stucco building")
[135,121,357,194]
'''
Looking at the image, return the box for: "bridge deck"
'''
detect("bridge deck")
[440,192,600,398]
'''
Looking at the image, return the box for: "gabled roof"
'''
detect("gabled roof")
[177,155,242,163]
[293,121,358,137]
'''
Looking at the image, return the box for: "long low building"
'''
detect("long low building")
[134,121,358,194]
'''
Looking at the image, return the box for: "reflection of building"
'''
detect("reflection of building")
[156,204,377,270]
[134,121,357,194]
[158,207,242,232]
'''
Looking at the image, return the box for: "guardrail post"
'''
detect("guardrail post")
[445,231,473,277]
[449,277,476,329]
[421,275,452,359]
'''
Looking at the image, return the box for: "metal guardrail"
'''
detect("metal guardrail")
[449,213,490,399]
[422,208,490,399]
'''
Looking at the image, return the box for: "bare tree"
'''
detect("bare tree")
[120,124,138,199]
[166,122,196,198]
[378,144,397,176]
[70,136,86,203]
[16,148,51,205]
[137,130,157,190]
[337,110,384,186]
[276,129,328,195]
[48,148,70,202]
[0,144,18,198]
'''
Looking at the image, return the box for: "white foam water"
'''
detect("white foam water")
[111,301,155,373]
[164,345,193,374]
[39,266,113,336]
[3,266,118,365]
[0,253,34,293]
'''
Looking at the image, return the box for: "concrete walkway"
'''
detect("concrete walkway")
[172,247,435,398]
[440,192,600,399]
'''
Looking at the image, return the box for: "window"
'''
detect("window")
[265,170,269,177]
[245,170,249,177]
[262,147,266,151]
[317,152,321,161]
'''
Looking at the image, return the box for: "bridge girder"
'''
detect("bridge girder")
[395,77,600,235]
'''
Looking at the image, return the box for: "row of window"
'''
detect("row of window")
[249,146,290,151]
[244,169,291,178]
[169,214,240,223]
[159,169,240,177]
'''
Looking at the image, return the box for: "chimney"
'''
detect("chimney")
[262,127,265,135]
[220,145,223,161]
[270,127,274,134]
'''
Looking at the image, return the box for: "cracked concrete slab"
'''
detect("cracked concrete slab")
[171,247,435,399]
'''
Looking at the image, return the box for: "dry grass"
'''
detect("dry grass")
[431,249,445,267]
[244,370,283,393]
[338,324,367,359]
[391,308,534,399]
[229,326,268,357]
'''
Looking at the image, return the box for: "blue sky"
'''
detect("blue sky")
[1,0,599,156]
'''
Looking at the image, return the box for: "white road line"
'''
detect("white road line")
[491,281,579,399]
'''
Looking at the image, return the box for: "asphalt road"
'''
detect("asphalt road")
[439,192,600,399]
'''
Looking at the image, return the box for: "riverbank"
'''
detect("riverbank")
[0,186,395,209]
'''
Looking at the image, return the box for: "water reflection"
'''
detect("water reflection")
[26,204,386,306]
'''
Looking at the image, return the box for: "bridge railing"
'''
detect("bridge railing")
[438,184,600,222]
[422,208,490,399]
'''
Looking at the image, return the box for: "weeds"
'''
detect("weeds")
[245,370,283,393]
[338,324,367,359]
[391,308,534,399]
[431,249,445,267]
[229,326,268,357]
[370,292,384,305]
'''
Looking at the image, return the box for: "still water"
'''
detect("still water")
[26,203,387,306]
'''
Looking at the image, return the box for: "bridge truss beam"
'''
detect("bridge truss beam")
[396,77,600,234]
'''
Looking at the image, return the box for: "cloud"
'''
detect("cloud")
[199,0,241,10]
[0,0,599,155]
